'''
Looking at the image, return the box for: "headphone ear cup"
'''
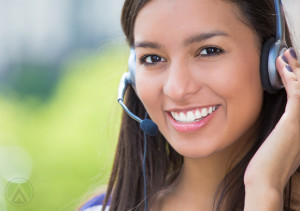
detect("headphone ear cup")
[260,37,278,94]
[128,48,136,88]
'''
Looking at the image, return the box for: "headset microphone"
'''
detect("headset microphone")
[117,50,158,211]
[117,72,159,136]
[118,0,286,135]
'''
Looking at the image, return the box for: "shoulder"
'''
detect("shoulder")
[80,194,110,211]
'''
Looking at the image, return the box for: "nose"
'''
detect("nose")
[163,60,201,101]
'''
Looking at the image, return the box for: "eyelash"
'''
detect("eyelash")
[197,46,224,57]
[139,46,224,66]
[139,55,166,66]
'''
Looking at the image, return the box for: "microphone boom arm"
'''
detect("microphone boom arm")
[118,72,142,123]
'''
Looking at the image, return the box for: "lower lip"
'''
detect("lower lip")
[168,108,218,133]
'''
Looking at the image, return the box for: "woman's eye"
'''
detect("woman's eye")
[140,55,166,65]
[199,46,223,57]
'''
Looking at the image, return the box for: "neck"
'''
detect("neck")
[177,152,232,209]
[173,134,254,210]
[152,125,258,211]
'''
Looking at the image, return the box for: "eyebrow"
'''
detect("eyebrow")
[134,31,229,49]
[183,31,229,46]
[134,41,162,49]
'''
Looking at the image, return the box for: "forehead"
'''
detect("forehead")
[134,0,255,46]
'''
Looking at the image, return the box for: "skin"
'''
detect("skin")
[244,48,300,210]
[133,0,300,210]
[134,0,263,158]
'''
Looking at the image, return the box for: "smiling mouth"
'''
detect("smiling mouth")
[170,105,219,123]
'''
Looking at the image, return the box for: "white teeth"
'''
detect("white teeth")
[186,111,195,122]
[208,106,213,114]
[201,108,208,117]
[179,112,187,122]
[171,112,178,120]
[195,109,202,119]
[171,105,218,123]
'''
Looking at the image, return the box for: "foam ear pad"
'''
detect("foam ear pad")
[260,37,278,94]
[128,48,136,88]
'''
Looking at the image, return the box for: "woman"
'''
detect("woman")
[81,0,300,210]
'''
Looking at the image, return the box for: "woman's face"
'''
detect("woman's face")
[134,0,264,158]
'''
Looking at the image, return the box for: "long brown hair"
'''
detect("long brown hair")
[102,0,300,210]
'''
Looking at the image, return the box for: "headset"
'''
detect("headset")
[260,0,288,93]
[117,48,159,136]
[118,0,288,129]
[116,0,287,209]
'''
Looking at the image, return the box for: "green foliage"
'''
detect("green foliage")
[0,44,129,211]
[1,62,60,101]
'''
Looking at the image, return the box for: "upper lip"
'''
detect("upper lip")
[165,104,220,113]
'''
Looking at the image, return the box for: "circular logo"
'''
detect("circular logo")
[5,178,34,207]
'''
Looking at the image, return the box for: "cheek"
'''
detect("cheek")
[210,48,263,103]
[212,53,264,138]
[135,71,162,116]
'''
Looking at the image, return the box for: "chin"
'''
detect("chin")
[166,132,243,160]
[171,139,224,159]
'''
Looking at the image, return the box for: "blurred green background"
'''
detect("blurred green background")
[0,1,299,211]
[0,44,129,210]
[0,1,128,210]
